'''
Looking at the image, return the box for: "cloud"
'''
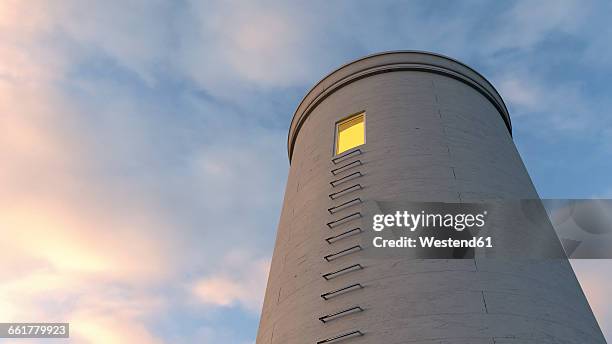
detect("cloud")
[1,3,181,342]
[192,252,270,313]
[0,1,65,83]
[481,0,586,53]
[498,77,540,110]
[0,49,171,282]
[193,326,256,344]
[48,0,171,85]
[1,2,282,342]
[68,291,166,344]
[171,0,331,101]
[494,71,594,134]
[0,89,171,340]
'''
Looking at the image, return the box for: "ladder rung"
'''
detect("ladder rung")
[328,198,362,214]
[322,264,363,280]
[329,184,362,200]
[324,245,362,261]
[331,160,362,176]
[316,330,364,344]
[331,149,362,165]
[319,306,364,323]
[321,283,363,300]
[330,171,362,187]
[326,212,361,228]
[325,227,362,244]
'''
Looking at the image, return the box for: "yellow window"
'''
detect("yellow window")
[335,113,365,155]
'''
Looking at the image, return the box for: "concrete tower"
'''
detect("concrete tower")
[256,51,606,344]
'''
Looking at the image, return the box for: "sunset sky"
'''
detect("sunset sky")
[1,0,612,343]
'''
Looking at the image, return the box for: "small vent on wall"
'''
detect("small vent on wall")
[325,227,362,244]
[324,245,362,261]
[318,306,364,323]
[326,212,361,228]
[316,330,364,344]
[330,171,363,187]
[331,160,362,176]
[321,283,364,300]
[322,264,364,280]
[331,148,362,165]
[329,184,362,200]
[328,198,362,214]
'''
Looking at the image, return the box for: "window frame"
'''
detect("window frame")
[333,111,366,156]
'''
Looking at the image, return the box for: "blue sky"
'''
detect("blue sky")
[1,0,611,343]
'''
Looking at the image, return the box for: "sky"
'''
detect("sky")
[1,0,612,343]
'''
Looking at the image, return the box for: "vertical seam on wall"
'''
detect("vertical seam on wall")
[481,290,489,313]
[433,78,459,201]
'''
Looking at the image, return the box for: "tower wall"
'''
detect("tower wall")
[256,52,605,344]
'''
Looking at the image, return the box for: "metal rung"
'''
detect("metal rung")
[319,306,364,323]
[321,283,363,300]
[316,330,364,344]
[325,227,362,244]
[326,212,361,228]
[329,184,362,200]
[323,264,363,280]
[331,160,362,176]
[328,198,362,214]
[330,171,362,187]
[324,245,362,261]
[332,149,362,165]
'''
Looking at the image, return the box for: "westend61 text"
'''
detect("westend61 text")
[372,236,493,248]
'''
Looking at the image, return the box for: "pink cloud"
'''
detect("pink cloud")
[1,3,172,341]
[192,252,270,313]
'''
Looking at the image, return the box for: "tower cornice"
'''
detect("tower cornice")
[288,51,512,162]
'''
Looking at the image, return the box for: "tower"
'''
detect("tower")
[256,51,605,343]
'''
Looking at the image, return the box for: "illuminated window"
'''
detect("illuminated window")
[335,113,365,155]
